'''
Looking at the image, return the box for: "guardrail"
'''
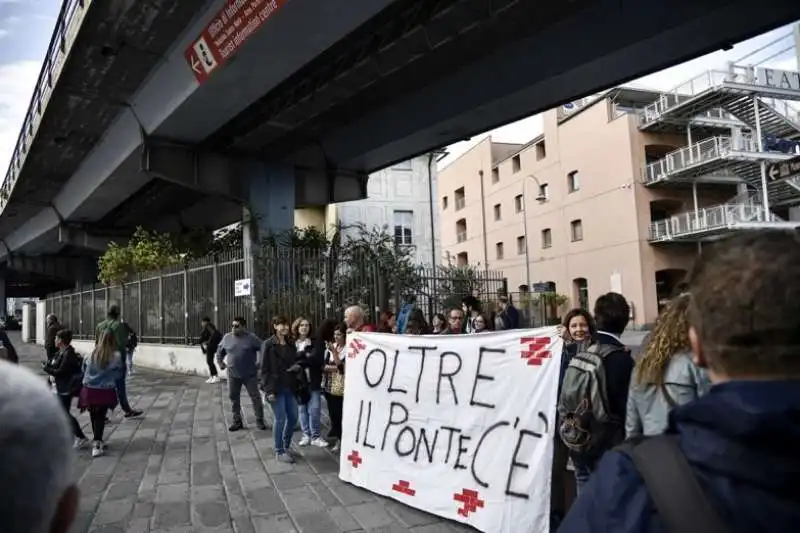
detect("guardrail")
[648,198,779,241]
[0,0,92,211]
[643,134,758,184]
[640,65,755,124]
[763,97,800,126]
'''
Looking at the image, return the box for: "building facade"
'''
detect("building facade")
[296,154,442,266]
[439,64,800,327]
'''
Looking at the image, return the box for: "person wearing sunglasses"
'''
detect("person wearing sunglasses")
[216,317,266,431]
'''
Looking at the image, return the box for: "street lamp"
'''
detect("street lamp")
[522,175,547,291]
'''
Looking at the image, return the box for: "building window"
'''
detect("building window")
[538,183,549,201]
[570,219,583,242]
[512,155,521,173]
[568,171,580,193]
[456,252,469,266]
[393,210,413,246]
[456,218,467,243]
[536,141,546,160]
[393,160,412,171]
[514,194,523,213]
[493,203,502,221]
[455,187,465,211]
[573,278,589,310]
[496,242,504,259]
[442,196,449,210]
[516,235,526,255]
[541,228,552,249]
[492,168,499,183]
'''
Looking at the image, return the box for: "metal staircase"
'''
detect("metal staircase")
[639,64,800,206]
[648,192,799,243]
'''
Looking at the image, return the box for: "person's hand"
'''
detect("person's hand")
[267,394,276,403]
[287,363,302,373]
[556,325,569,341]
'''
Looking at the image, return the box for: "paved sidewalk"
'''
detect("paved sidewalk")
[14,335,474,533]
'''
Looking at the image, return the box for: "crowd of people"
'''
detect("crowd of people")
[0,230,797,533]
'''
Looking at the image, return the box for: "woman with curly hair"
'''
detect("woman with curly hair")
[625,293,710,438]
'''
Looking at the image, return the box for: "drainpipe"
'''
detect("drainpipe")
[426,152,437,269]
[478,170,489,275]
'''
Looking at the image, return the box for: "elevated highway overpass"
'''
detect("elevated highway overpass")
[2,0,800,300]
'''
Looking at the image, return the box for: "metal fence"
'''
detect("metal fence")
[45,248,509,343]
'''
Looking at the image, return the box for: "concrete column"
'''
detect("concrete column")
[241,161,297,317]
[242,161,296,252]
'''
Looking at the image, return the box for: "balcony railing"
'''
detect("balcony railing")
[640,65,755,123]
[763,97,800,126]
[456,231,467,243]
[649,197,779,241]
[644,134,757,184]
[0,0,91,212]
[455,197,465,210]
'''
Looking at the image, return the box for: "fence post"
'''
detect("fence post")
[137,277,143,340]
[90,284,95,333]
[183,267,189,344]
[104,285,109,313]
[212,259,219,327]
[158,273,164,344]
[78,289,83,339]
[120,283,125,322]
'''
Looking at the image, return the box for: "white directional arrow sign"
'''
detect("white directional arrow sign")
[190,55,202,75]
[768,164,782,181]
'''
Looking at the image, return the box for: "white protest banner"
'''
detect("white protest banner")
[338,327,563,533]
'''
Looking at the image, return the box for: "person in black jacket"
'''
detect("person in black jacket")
[42,329,88,447]
[297,319,336,448]
[261,315,303,464]
[199,317,223,384]
[0,324,19,363]
[44,314,61,364]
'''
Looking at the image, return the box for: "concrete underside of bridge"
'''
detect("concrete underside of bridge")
[2,0,800,285]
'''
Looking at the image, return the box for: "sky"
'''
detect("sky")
[0,2,797,174]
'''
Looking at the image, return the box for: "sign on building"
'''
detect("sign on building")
[756,67,800,92]
[184,0,289,84]
[339,328,562,533]
[767,155,800,183]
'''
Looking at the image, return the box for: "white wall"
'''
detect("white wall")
[71,340,226,378]
[336,155,442,267]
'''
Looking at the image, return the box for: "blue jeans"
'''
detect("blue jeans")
[115,366,132,414]
[272,389,298,454]
[299,390,322,439]
[574,462,593,495]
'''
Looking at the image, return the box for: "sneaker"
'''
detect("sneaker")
[91,442,104,458]
[205,376,214,384]
[276,452,295,464]
[123,409,143,419]
[208,375,219,384]
[311,437,329,448]
[256,420,267,430]
[298,435,311,447]
[286,446,302,459]
[229,421,244,432]
[73,437,89,450]
[330,440,340,453]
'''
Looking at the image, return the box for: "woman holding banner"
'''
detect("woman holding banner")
[322,322,347,452]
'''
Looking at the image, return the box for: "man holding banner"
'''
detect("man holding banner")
[338,326,562,533]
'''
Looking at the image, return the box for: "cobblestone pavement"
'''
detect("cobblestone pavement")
[14,335,474,533]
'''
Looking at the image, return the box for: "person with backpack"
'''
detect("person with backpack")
[42,328,88,449]
[95,306,143,419]
[558,230,800,533]
[557,292,634,493]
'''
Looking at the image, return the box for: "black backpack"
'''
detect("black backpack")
[617,435,731,533]
[557,343,621,453]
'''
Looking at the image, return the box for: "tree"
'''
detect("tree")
[97,227,182,285]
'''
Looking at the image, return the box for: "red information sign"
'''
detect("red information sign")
[184,0,289,84]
